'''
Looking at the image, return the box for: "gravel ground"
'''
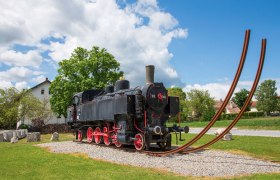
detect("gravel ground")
[38,141,280,177]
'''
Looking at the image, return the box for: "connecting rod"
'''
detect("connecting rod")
[148,30,251,156]
[181,39,266,154]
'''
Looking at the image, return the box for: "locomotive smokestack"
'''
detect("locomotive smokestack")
[145,65,155,84]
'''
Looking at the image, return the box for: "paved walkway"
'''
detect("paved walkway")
[189,128,280,137]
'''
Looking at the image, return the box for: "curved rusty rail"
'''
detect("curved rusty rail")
[182,39,266,154]
[147,30,251,156]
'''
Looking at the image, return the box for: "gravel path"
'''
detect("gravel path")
[38,141,280,177]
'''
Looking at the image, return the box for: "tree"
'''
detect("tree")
[277,98,280,111]
[167,87,190,121]
[49,46,123,117]
[232,88,250,111]
[186,89,215,121]
[255,80,278,115]
[0,88,49,129]
[0,88,20,129]
[19,92,52,128]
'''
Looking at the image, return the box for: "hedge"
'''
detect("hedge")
[219,111,265,120]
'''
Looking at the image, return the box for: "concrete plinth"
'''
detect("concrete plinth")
[50,132,59,141]
[214,128,233,141]
[27,132,41,142]
[3,131,13,142]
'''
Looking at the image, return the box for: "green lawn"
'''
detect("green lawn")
[0,134,186,180]
[0,133,279,179]
[167,117,280,130]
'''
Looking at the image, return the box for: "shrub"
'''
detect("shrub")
[18,124,29,129]
[168,115,180,123]
[200,108,216,121]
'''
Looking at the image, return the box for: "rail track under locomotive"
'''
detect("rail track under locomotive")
[68,30,267,156]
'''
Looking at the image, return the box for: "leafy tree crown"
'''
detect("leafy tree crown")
[232,88,250,111]
[255,79,278,115]
[49,46,123,117]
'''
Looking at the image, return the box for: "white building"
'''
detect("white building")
[17,78,66,127]
[250,101,258,112]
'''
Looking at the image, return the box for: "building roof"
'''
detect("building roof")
[214,100,241,114]
[30,78,51,90]
[214,100,224,110]
[251,101,257,108]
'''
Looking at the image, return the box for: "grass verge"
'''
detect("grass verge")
[167,117,280,130]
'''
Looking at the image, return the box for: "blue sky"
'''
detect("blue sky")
[159,0,280,84]
[0,0,279,99]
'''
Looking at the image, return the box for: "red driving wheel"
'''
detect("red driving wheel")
[103,127,111,146]
[112,132,122,148]
[115,141,122,148]
[77,130,83,142]
[93,127,102,144]
[134,133,145,150]
[87,127,94,143]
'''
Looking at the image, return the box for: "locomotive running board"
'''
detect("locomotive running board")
[181,38,266,154]
[147,30,251,156]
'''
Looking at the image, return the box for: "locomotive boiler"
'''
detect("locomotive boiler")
[67,65,188,150]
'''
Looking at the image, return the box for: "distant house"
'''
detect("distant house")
[214,99,240,114]
[17,78,66,128]
[250,101,258,112]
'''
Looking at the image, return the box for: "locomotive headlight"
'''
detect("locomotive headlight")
[153,126,161,134]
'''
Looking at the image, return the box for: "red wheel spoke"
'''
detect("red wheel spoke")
[103,127,111,146]
[77,130,83,142]
[93,127,102,144]
[87,127,94,143]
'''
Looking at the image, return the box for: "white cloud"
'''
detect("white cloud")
[0,50,43,67]
[183,80,255,100]
[0,81,13,89]
[15,81,28,90]
[165,67,178,79]
[49,37,79,62]
[183,78,280,100]
[0,67,43,82]
[32,75,47,84]
[0,0,187,87]
[149,12,178,30]
[184,83,232,100]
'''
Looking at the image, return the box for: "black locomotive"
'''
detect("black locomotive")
[67,65,188,150]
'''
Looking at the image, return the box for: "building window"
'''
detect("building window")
[41,88,44,94]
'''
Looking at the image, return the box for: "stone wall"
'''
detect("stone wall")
[0,129,28,142]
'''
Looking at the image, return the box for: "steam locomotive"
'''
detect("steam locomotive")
[67,65,188,150]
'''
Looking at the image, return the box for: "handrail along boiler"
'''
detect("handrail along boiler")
[67,65,188,150]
